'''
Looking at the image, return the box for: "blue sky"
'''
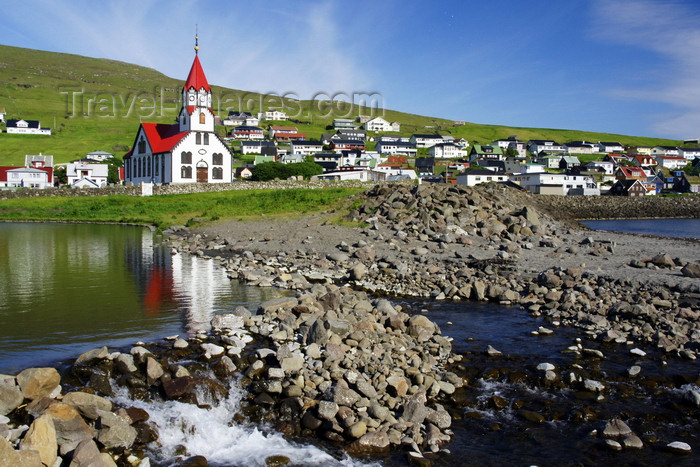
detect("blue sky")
[2,0,700,140]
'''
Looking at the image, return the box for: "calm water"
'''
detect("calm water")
[581,218,700,239]
[0,222,287,374]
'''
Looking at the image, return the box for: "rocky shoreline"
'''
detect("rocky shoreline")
[1,182,699,465]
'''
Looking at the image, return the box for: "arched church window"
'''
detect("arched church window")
[181,151,192,164]
[181,166,192,179]
[203,133,209,145]
[212,153,223,165]
[138,137,146,154]
[200,112,205,124]
[196,133,201,145]
[212,167,223,180]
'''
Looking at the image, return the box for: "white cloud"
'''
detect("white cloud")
[591,0,700,137]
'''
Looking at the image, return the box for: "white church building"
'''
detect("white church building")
[124,42,232,185]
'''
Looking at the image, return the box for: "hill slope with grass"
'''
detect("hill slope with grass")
[0,44,679,165]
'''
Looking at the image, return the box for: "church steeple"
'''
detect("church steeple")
[182,32,211,110]
[179,33,214,133]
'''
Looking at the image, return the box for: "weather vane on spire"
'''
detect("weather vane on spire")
[194,25,199,54]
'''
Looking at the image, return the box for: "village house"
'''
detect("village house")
[336,129,367,141]
[678,147,700,161]
[563,141,598,154]
[597,141,624,153]
[0,166,53,189]
[230,125,264,140]
[415,157,435,175]
[615,166,652,180]
[634,146,653,155]
[469,144,504,162]
[655,155,688,170]
[254,155,276,165]
[627,154,656,167]
[376,134,410,144]
[608,179,648,197]
[493,136,526,158]
[455,169,508,187]
[25,153,54,169]
[85,150,114,162]
[123,45,233,185]
[258,109,288,121]
[5,119,52,135]
[222,111,259,127]
[430,142,466,159]
[240,141,277,155]
[510,172,599,196]
[269,125,306,141]
[289,140,324,156]
[519,162,546,174]
[66,162,109,188]
[375,141,417,157]
[651,146,680,157]
[538,153,564,169]
[603,153,628,167]
[527,139,564,155]
[559,156,581,171]
[410,133,444,148]
[585,160,615,176]
[0,108,5,122]
[330,139,365,152]
[234,166,253,179]
[333,118,355,130]
[363,116,400,132]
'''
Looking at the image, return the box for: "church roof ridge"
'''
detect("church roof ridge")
[184,54,210,92]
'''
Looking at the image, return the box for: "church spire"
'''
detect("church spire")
[194,25,199,54]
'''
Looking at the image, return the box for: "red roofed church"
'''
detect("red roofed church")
[123,38,232,184]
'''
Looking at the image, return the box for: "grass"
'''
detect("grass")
[0,187,367,230]
[0,44,682,168]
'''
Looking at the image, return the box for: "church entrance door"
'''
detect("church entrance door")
[197,166,208,183]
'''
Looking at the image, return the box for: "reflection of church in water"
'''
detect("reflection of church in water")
[124,232,231,334]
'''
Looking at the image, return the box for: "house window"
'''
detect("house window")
[212,167,223,180]
[181,151,192,164]
[196,133,201,144]
[213,153,223,165]
[200,112,205,124]
[181,166,192,179]
[155,155,159,176]
[204,133,209,145]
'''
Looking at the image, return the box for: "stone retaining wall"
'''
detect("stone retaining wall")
[534,194,700,220]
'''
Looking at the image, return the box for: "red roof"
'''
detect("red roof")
[0,166,53,183]
[141,123,187,154]
[184,54,211,92]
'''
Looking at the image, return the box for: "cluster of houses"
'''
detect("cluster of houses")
[3,49,698,196]
[0,151,119,190]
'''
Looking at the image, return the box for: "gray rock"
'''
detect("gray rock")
[681,261,700,278]
[75,346,109,365]
[666,441,692,453]
[401,393,428,425]
[407,315,435,342]
[44,402,95,449]
[114,353,137,374]
[332,381,361,407]
[258,297,299,314]
[603,418,632,438]
[16,367,61,401]
[211,314,245,332]
[651,253,675,268]
[63,392,113,420]
[70,439,116,467]
[145,357,164,385]
[317,401,339,421]
[97,410,137,449]
[0,376,24,415]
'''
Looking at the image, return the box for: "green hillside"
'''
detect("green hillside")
[0,44,679,166]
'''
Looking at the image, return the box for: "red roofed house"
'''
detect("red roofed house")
[269,126,306,142]
[123,42,232,185]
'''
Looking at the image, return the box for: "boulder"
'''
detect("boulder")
[97,410,137,449]
[69,439,117,467]
[19,414,57,467]
[603,418,632,438]
[0,376,24,415]
[63,392,113,420]
[16,368,61,401]
[347,430,390,454]
[681,261,700,278]
[44,403,95,450]
[0,437,21,467]
[75,346,109,365]
[210,313,245,333]
[651,253,675,268]
[407,315,435,342]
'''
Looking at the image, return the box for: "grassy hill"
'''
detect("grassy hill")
[0,44,680,166]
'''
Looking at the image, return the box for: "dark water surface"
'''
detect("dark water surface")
[581,218,700,239]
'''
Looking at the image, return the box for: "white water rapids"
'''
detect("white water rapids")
[112,379,379,467]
